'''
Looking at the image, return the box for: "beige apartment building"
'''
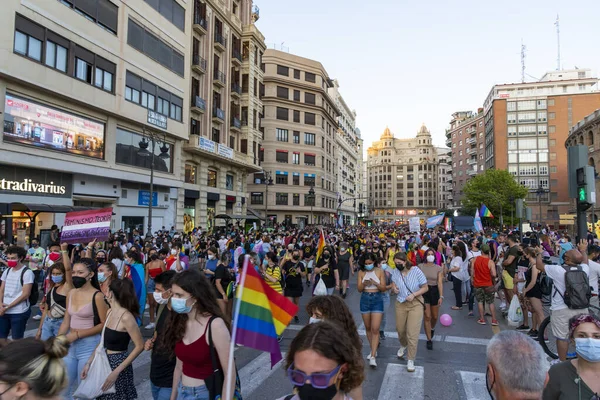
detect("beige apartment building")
[247,49,340,227]
[436,147,453,211]
[179,0,265,231]
[367,125,439,222]
[0,0,191,239]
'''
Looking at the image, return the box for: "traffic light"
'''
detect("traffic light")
[576,166,596,210]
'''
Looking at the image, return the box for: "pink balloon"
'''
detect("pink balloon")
[440,314,452,327]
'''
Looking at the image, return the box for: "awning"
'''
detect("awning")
[9,203,94,214]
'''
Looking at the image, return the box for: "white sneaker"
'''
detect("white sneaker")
[145,304,150,310]
[369,357,377,368]
[367,351,378,360]
[407,360,415,372]
[397,346,406,359]
[32,315,42,321]
[144,323,155,330]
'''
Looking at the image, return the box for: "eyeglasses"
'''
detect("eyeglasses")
[287,364,341,389]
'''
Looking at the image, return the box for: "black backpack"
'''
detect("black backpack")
[538,271,553,296]
[20,268,39,307]
[554,265,591,309]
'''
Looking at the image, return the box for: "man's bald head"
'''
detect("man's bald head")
[564,249,583,265]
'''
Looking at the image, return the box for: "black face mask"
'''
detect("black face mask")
[396,263,405,271]
[72,276,87,289]
[297,383,338,400]
[293,256,300,261]
[323,254,330,260]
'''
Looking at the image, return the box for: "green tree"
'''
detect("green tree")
[462,169,528,226]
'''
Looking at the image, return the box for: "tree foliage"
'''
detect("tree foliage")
[462,169,528,222]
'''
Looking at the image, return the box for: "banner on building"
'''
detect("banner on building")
[61,208,113,244]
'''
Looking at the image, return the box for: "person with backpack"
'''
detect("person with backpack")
[534,240,591,361]
[0,246,34,339]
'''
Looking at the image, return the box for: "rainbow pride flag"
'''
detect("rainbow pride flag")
[480,204,494,218]
[315,229,326,263]
[234,257,299,366]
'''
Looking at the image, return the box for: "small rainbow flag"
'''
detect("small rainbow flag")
[480,204,494,218]
[315,229,326,263]
[444,217,453,231]
[234,257,299,366]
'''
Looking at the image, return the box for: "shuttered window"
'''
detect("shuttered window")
[127,18,184,76]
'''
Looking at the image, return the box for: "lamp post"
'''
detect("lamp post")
[536,186,547,229]
[263,171,273,228]
[509,195,515,230]
[308,185,315,225]
[137,128,170,240]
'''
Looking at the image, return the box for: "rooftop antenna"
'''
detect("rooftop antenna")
[521,39,526,83]
[555,14,561,70]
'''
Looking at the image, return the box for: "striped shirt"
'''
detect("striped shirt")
[390,267,427,303]
[264,266,283,294]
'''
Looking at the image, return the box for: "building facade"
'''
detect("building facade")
[367,125,439,222]
[247,49,340,227]
[436,147,453,211]
[180,0,265,231]
[484,69,600,226]
[0,0,191,240]
[445,110,485,208]
[328,79,360,225]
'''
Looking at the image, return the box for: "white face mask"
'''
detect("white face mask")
[426,255,435,263]
[171,249,177,255]
[153,291,169,305]
[309,317,322,324]
[208,254,216,260]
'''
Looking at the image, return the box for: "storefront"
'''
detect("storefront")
[183,190,199,234]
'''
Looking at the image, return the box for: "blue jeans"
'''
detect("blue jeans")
[381,292,391,331]
[151,383,173,400]
[41,316,63,340]
[0,308,31,339]
[177,382,209,400]
[63,334,100,399]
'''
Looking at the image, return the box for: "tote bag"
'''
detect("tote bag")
[73,313,116,399]
[313,274,328,296]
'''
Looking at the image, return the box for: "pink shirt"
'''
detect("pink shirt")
[69,302,95,329]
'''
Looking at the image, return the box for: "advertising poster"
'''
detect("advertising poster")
[61,208,113,243]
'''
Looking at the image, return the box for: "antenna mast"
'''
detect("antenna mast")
[521,40,526,83]
[555,14,561,70]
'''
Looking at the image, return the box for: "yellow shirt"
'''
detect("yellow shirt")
[387,249,397,269]
[264,266,283,294]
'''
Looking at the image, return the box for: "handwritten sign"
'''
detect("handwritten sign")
[61,208,113,243]
[409,217,421,233]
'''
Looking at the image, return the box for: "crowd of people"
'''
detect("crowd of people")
[0,223,599,399]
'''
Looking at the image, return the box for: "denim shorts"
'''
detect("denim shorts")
[177,382,209,400]
[360,291,384,314]
[147,277,156,293]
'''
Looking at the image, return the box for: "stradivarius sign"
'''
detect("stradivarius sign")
[0,178,67,195]
[0,165,72,198]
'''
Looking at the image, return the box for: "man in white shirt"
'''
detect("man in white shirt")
[0,246,34,339]
[218,236,228,253]
[587,245,600,308]
[535,240,589,361]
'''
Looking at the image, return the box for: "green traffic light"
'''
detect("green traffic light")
[579,187,587,202]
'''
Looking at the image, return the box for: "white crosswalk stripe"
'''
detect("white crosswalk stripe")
[378,364,424,400]
[458,371,489,400]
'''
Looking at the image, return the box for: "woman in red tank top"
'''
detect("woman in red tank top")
[470,244,499,326]
[158,270,235,400]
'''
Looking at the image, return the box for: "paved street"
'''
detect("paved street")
[17,279,511,400]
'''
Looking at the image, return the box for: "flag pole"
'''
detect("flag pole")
[225,254,250,400]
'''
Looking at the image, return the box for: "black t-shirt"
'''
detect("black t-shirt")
[214,264,232,294]
[150,307,176,388]
[283,260,305,288]
[316,259,337,288]
[303,245,314,259]
[506,245,520,277]
[352,240,361,255]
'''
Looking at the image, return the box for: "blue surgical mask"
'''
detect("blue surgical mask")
[380,263,388,271]
[364,264,374,271]
[171,297,194,314]
[97,272,107,283]
[575,338,600,362]
[51,275,64,284]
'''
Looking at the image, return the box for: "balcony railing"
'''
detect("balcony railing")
[214,32,227,49]
[231,117,241,129]
[193,14,207,31]
[192,54,207,71]
[231,82,242,94]
[191,95,206,110]
[213,107,225,121]
[241,119,248,126]
[213,70,226,84]
[232,49,242,63]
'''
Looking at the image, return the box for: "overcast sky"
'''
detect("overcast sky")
[254,0,600,151]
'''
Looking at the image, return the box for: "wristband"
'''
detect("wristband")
[60,250,68,254]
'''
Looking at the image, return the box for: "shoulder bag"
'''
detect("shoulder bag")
[204,316,243,400]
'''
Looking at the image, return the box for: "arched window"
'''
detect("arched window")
[589,131,595,145]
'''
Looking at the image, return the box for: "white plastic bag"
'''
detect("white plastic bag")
[507,295,523,327]
[313,274,328,296]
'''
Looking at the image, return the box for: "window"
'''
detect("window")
[292,153,299,164]
[225,174,234,191]
[276,150,288,163]
[124,71,182,121]
[169,101,182,121]
[276,173,288,185]
[305,72,316,83]
[75,58,93,83]
[548,112,556,120]
[276,128,288,142]
[517,100,536,110]
[537,111,547,122]
[518,112,536,123]
[125,86,140,103]
[116,128,173,172]
[294,90,300,101]
[276,107,289,120]
[305,112,316,125]
[251,192,263,205]
[304,133,316,146]
[293,174,300,185]
[141,91,156,110]
[548,99,555,106]
[276,86,289,99]
[304,154,316,166]
[156,97,170,115]
[207,170,217,187]
[294,110,300,123]
[45,41,67,72]
[305,92,316,104]
[185,164,196,184]
[293,194,300,205]
[94,66,113,92]
[294,69,300,79]
[277,65,289,76]
[14,31,41,61]
[293,131,300,144]
[507,113,517,124]
[304,175,315,186]
[143,0,185,31]
[59,0,118,33]
[276,193,288,205]
[507,102,517,111]
[549,126,556,133]
[127,18,184,76]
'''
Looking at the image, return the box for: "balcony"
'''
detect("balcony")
[213,70,226,87]
[231,82,242,98]
[467,168,477,176]
[184,135,261,172]
[212,107,225,123]
[193,14,207,35]
[232,49,242,66]
[467,158,477,165]
[214,32,227,52]
[445,138,452,147]
[231,116,241,131]
[466,137,476,145]
[192,54,206,74]
[190,96,206,114]
[466,147,474,154]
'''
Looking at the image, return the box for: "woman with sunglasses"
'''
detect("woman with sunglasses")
[543,313,600,399]
[278,320,364,400]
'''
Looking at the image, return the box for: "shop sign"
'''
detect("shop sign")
[3,94,105,159]
[217,144,234,159]
[147,110,167,130]
[199,137,216,153]
[138,190,158,206]
[0,165,72,198]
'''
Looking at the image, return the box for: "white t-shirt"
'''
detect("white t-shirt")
[450,256,467,281]
[169,261,187,273]
[588,260,600,295]
[1,266,34,314]
[112,258,126,279]
[545,263,590,311]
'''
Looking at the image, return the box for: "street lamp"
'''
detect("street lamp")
[509,195,515,230]
[137,128,170,240]
[535,186,548,228]
[263,171,273,228]
[308,185,315,225]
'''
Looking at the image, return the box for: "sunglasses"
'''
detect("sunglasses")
[287,364,341,389]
